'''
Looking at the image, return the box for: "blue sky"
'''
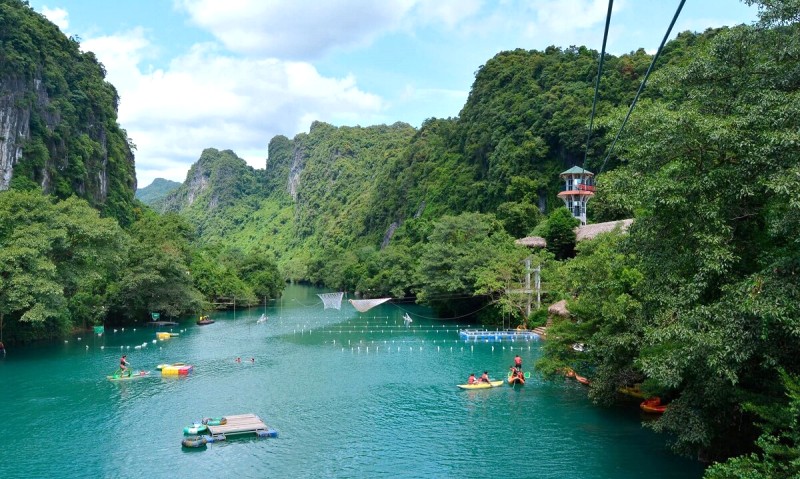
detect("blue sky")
[30,0,760,188]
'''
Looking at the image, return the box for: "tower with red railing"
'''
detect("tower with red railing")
[557,166,595,225]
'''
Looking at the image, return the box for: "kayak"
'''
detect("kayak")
[640,397,668,414]
[107,370,150,381]
[619,385,645,399]
[197,315,214,325]
[457,380,503,389]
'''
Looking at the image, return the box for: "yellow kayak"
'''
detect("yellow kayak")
[457,380,503,390]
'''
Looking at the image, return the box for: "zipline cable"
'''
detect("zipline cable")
[597,0,686,176]
[582,0,615,173]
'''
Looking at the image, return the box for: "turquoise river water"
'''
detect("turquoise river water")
[0,285,703,478]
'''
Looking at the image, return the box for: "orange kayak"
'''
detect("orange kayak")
[640,397,667,414]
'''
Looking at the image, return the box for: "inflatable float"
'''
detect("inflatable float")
[157,362,187,370]
[161,364,193,376]
[181,435,207,448]
[457,380,504,390]
[202,417,227,426]
[183,423,209,435]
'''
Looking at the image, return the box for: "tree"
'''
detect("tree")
[416,212,523,320]
[597,14,800,461]
[0,191,125,341]
[534,207,579,260]
[110,211,204,320]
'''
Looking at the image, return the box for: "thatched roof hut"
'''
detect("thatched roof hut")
[575,219,633,242]
[515,219,633,248]
[548,299,569,317]
[515,236,547,248]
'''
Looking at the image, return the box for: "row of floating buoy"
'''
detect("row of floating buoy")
[342,344,532,353]
[292,328,484,341]
[331,339,532,347]
[65,328,186,352]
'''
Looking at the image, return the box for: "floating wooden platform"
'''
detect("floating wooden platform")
[207,413,276,437]
[459,329,540,342]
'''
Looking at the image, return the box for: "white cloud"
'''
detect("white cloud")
[533,0,614,33]
[412,0,483,29]
[174,0,492,60]
[175,0,417,59]
[82,29,384,187]
[41,6,69,31]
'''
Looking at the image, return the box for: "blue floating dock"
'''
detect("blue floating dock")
[459,329,540,342]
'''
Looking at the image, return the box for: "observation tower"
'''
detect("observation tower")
[557,166,595,225]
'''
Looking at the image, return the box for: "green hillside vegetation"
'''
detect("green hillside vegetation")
[0,0,137,225]
[536,7,800,476]
[135,178,181,204]
[2,0,799,473]
[0,2,284,343]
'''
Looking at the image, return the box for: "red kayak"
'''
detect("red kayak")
[640,397,668,414]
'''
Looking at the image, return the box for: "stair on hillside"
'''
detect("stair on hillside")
[532,326,547,338]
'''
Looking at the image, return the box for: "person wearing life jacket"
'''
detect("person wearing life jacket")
[468,373,477,384]
[514,355,522,371]
[479,371,490,383]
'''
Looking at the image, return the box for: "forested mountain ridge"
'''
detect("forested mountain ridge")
[0,0,137,225]
[0,1,284,345]
[160,43,673,284]
[135,178,180,204]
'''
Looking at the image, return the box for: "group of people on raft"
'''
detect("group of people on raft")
[466,355,525,384]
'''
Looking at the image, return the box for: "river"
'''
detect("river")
[0,284,703,478]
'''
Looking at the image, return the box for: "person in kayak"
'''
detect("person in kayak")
[479,371,491,383]
[120,355,130,376]
[514,355,522,371]
[467,373,477,384]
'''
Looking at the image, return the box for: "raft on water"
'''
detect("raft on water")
[202,414,277,437]
[180,413,277,449]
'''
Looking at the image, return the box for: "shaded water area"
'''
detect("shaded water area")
[0,285,703,478]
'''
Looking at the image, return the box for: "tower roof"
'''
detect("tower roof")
[560,166,594,176]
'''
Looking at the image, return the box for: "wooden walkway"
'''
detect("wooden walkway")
[207,414,272,436]
[458,329,540,341]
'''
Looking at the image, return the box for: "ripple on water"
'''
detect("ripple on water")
[0,286,704,478]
